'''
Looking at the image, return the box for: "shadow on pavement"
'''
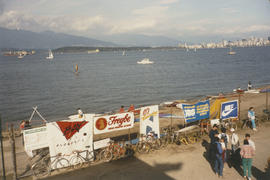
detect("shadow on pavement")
[201,139,216,173]
[45,156,182,180]
[252,166,270,180]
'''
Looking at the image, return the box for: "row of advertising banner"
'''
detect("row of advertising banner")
[182,100,238,122]
[23,100,238,169]
[23,105,160,169]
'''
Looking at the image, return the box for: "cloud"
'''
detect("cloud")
[220,7,239,14]
[0,0,8,14]
[0,10,108,34]
[159,0,179,5]
[213,25,270,35]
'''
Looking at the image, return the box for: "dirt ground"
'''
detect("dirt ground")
[41,122,270,180]
[1,88,270,179]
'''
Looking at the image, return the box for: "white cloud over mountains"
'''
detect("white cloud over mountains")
[0,0,269,41]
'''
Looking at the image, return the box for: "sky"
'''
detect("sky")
[0,0,270,42]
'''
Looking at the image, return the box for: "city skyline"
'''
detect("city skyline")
[0,0,270,43]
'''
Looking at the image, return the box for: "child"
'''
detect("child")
[220,137,227,164]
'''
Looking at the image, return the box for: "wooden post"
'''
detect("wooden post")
[128,128,131,143]
[266,91,269,111]
[170,107,173,130]
[9,124,17,180]
[0,115,6,180]
[238,93,241,121]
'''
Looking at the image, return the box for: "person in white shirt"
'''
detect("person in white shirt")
[218,127,230,163]
[218,127,230,148]
[77,108,84,118]
[245,133,256,151]
[230,128,239,153]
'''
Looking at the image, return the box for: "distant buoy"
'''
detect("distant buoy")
[75,64,78,73]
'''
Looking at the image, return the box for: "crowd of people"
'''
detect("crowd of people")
[209,124,256,179]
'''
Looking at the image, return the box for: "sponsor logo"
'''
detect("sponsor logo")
[108,114,131,126]
[95,118,107,130]
[56,121,88,140]
[222,104,236,117]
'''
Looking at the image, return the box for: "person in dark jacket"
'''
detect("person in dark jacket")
[209,124,219,160]
[214,137,224,177]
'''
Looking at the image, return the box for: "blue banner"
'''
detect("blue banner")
[183,100,210,123]
[220,100,238,119]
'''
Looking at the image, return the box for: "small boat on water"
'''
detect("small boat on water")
[17,54,25,59]
[228,47,236,55]
[46,49,54,59]
[137,58,154,64]
[122,51,126,56]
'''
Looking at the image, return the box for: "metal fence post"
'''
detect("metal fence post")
[9,124,17,180]
[0,115,6,180]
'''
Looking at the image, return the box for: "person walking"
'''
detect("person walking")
[240,139,255,180]
[248,107,257,131]
[214,137,224,178]
[230,128,240,153]
[245,133,256,151]
[218,127,229,164]
[209,124,219,160]
[230,128,240,165]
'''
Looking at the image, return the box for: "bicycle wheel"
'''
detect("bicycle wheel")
[137,142,150,154]
[54,158,70,170]
[32,161,50,178]
[160,136,169,148]
[152,139,162,150]
[69,155,84,169]
[102,149,113,162]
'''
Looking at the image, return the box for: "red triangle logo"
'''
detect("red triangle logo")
[56,121,88,140]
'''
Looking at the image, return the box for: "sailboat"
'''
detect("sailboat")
[17,53,25,59]
[228,47,236,55]
[46,49,54,59]
[122,51,126,56]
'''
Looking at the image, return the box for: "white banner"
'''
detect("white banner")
[94,112,134,134]
[23,126,48,157]
[140,105,160,138]
[93,138,111,150]
[46,117,93,169]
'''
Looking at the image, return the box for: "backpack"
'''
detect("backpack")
[221,133,228,146]
[214,142,222,155]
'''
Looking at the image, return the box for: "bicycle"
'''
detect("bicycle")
[160,127,175,148]
[31,152,70,177]
[49,153,70,172]
[99,140,114,162]
[31,151,50,178]
[70,150,95,169]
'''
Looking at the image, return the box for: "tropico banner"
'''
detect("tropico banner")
[220,100,238,120]
[94,112,134,134]
[183,100,210,123]
[46,115,94,169]
[23,126,48,157]
[140,105,160,138]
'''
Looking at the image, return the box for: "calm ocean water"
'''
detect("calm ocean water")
[1,47,270,123]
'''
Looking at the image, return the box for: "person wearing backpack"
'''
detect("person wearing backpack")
[218,127,230,164]
[209,124,219,160]
[214,137,224,178]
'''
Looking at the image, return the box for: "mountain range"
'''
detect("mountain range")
[0,27,181,49]
[0,27,115,49]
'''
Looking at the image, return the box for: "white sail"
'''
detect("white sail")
[46,49,54,59]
